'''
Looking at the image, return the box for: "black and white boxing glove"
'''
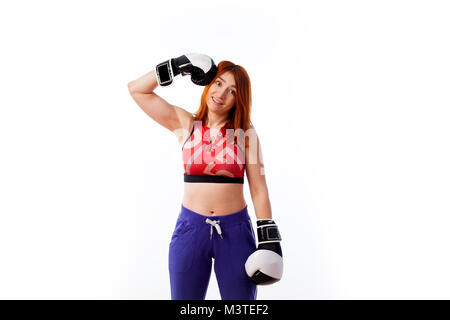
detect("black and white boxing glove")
[245,219,283,285]
[155,53,217,87]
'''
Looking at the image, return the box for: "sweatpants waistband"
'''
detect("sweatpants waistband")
[179,204,250,226]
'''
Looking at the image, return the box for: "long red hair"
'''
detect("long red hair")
[192,61,253,148]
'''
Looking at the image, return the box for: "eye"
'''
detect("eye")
[216,80,236,96]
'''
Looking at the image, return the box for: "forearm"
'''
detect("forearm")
[128,70,159,94]
[251,191,273,220]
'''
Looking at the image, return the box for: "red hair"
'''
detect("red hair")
[193,61,253,148]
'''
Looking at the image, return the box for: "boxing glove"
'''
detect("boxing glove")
[245,219,283,285]
[155,53,217,87]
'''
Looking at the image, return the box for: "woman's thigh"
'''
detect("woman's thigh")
[213,221,257,300]
[168,218,213,300]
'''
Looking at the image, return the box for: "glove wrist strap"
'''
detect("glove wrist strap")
[155,59,174,86]
[256,220,282,244]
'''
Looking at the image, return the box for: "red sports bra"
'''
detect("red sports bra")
[182,119,245,183]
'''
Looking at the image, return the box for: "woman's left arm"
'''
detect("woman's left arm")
[245,126,272,220]
[244,126,283,284]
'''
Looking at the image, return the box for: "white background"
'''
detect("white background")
[0,0,449,299]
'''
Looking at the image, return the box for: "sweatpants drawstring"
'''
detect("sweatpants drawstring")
[205,218,223,240]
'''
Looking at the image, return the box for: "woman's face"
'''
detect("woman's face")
[206,71,237,116]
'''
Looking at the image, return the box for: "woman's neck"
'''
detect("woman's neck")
[206,117,228,129]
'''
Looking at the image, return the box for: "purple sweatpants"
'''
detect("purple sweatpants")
[169,204,257,300]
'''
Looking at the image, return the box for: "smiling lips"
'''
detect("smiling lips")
[212,97,223,106]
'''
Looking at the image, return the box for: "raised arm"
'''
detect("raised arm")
[128,70,192,134]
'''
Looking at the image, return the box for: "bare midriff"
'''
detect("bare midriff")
[182,182,247,216]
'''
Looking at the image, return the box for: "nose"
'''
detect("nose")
[217,87,228,99]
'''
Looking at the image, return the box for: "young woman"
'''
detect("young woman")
[128,53,283,300]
